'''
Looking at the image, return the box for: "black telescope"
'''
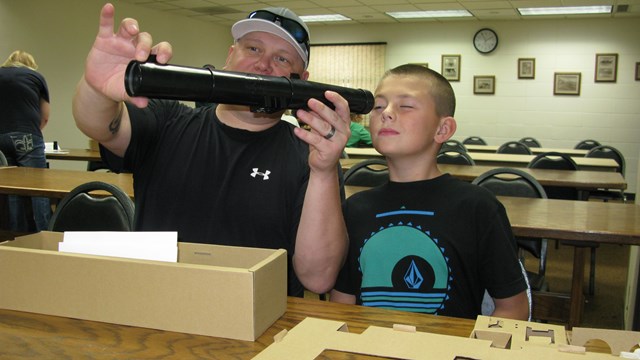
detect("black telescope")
[124,59,374,114]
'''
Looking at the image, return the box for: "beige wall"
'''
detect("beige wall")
[310,18,640,193]
[2,1,638,192]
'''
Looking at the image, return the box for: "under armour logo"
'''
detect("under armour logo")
[250,168,271,180]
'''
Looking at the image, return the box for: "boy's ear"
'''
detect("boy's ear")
[435,117,457,143]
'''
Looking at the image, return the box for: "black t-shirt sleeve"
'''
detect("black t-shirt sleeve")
[477,198,529,299]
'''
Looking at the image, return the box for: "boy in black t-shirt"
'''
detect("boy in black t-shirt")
[330,64,529,320]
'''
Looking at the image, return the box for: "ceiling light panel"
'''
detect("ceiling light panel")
[518,5,613,15]
[387,10,473,18]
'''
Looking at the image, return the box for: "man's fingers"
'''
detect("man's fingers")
[324,91,351,120]
[151,42,173,64]
[133,32,153,61]
[97,3,116,38]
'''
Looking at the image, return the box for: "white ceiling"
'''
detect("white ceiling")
[120,0,640,26]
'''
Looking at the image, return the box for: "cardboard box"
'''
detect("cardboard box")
[0,231,287,341]
[255,317,634,359]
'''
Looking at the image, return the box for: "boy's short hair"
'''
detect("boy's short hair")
[379,64,456,118]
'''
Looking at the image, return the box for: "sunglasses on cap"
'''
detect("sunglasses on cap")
[248,10,310,51]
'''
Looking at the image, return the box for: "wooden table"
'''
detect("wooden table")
[344,148,618,171]
[467,152,617,171]
[501,197,640,328]
[0,296,475,359]
[346,185,640,329]
[340,159,627,191]
[2,165,625,202]
[46,148,102,162]
[0,167,133,199]
[464,144,588,157]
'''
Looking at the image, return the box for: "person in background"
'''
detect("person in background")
[346,113,372,148]
[330,64,529,320]
[72,4,349,297]
[0,50,51,232]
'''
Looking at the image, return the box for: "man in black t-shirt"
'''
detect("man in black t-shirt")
[73,5,349,297]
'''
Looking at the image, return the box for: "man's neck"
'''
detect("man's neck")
[216,104,283,131]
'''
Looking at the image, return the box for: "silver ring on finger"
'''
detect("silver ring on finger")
[324,125,336,140]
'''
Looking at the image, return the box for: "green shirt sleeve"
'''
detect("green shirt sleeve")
[347,122,372,147]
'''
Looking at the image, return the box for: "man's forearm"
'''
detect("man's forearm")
[72,76,130,157]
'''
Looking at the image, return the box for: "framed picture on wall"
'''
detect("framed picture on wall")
[518,58,535,79]
[441,55,461,81]
[554,72,581,95]
[636,62,640,81]
[473,76,495,94]
[595,53,618,82]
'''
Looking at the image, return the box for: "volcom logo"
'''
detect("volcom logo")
[404,259,424,289]
[250,168,271,180]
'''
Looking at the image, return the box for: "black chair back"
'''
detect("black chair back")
[574,139,601,150]
[586,145,625,176]
[440,139,467,153]
[527,152,579,200]
[497,141,532,155]
[584,145,627,203]
[343,159,389,187]
[437,150,475,165]
[462,136,487,145]
[472,168,547,200]
[48,181,135,232]
[519,137,541,148]
[528,151,578,171]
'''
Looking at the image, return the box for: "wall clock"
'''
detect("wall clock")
[473,28,498,54]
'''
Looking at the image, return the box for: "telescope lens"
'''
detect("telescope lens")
[125,61,145,96]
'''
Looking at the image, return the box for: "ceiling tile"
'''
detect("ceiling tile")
[462,1,514,9]
[118,0,640,25]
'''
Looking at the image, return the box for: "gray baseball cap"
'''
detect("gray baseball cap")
[232,8,310,69]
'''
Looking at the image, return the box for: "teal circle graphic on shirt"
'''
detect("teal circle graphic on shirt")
[359,223,451,313]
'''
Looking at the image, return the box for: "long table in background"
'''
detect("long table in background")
[344,148,619,171]
[2,165,627,201]
[0,167,133,199]
[340,159,627,191]
[46,148,102,162]
[346,185,640,329]
[464,144,588,157]
[49,148,618,172]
